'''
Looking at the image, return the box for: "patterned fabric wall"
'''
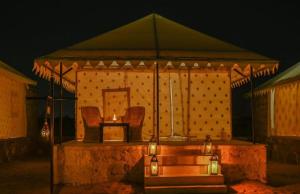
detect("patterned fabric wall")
[0,71,27,139]
[274,83,300,136]
[189,70,231,140]
[76,69,232,141]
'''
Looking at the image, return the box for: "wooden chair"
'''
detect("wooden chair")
[121,106,145,141]
[81,106,103,142]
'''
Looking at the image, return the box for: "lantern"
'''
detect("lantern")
[148,135,157,156]
[41,120,50,141]
[150,155,159,176]
[210,153,219,175]
[203,135,212,155]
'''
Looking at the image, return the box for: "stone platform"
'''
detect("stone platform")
[53,140,266,185]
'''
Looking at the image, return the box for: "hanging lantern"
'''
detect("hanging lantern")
[150,155,159,176]
[41,120,50,141]
[210,153,219,175]
[148,135,157,156]
[203,135,212,155]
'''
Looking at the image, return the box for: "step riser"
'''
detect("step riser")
[157,146,205,155]
[144,155,211,166]
[145,166,209,176]
[145,185,227,194]
[144,176,224,186]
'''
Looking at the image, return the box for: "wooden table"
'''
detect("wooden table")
[99,122,130,143]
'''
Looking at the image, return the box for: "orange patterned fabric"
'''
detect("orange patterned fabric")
[0,71,27,139]
[274,83,300,136]
[76,69,232,141]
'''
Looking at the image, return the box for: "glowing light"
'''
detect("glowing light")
[148,136,157,156]
[210,153,219,175]
[41,121,50,141]
[112,113,117,122]
[150,155,159,176]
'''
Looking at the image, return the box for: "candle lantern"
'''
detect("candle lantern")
[41,120,50,141]
[210,153,219,175]
[150,155,159,176]
[148,135,157,156]
[203,135,212,155]
[112,113,117,122]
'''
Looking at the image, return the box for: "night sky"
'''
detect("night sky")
[0,1,299,120]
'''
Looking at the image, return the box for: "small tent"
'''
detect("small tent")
[254,62,300,139]
[0,60,36,161]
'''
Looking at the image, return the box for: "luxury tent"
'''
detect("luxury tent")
[33,14,278,142]
[253,62,300,139]
[32,14,279,192]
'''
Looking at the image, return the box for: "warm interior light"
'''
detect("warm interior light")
[150,155,159,176]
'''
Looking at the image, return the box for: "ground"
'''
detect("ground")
[0,157,299,194]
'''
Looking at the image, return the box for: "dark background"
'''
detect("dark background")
[0,1,299,138]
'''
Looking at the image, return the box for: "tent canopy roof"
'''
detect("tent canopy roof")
[34,13,278,92]
[0,60,36,85]
[40,13,275,61]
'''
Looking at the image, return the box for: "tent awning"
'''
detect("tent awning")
[254,62,300,95]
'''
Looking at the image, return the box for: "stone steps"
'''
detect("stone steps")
[144,146,227,194]
[144,155,211,165]
[144,174,225,186]
[144,185,227,194]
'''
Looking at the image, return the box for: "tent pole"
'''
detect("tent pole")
[156,62,160,145]
[59,62,63,144]
[50,70,55,194]
[250,65,255,144]
[153,13,160,144]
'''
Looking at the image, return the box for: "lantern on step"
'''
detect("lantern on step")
[203,135,212,155]
[210,153,219,175]
[150,155,159,176]
[148,135,157,156]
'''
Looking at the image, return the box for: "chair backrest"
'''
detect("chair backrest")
[124,106,145,127]
[81,106,102,128]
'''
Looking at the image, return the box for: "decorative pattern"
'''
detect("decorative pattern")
[0,71,27,139]
[274,83,300,136]
[189,70,231,140]
[77,69,231,141]
[33,60,278,93]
